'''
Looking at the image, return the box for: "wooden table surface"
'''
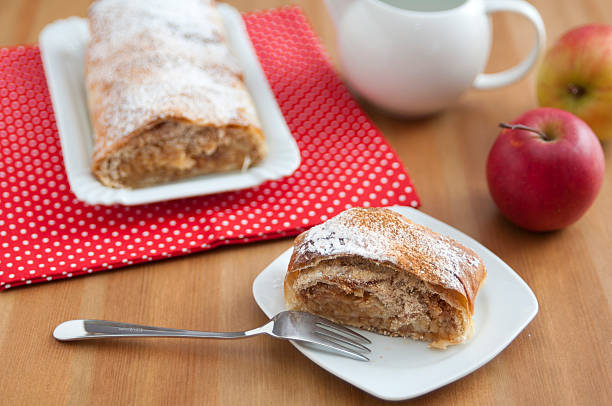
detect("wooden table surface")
[1,0,611,404]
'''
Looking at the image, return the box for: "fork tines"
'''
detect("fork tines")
[312,317,371,361]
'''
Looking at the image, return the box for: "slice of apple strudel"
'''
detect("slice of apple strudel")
[284,207,487,349]
[86,0,266,188]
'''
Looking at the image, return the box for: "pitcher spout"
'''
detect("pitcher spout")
[323,0,355,27]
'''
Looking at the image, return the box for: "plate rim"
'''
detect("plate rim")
[252,206,538,400]
[38,4,301,206]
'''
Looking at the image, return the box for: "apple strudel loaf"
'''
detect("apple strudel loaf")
[284,207,487,349]
[86,0,266,188]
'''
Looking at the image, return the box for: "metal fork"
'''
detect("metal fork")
[53,311,372,361]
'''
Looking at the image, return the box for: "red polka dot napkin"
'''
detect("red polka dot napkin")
[0,6,420,290]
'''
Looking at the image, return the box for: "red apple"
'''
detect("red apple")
[537,24,612,141]
[486,107,605,231]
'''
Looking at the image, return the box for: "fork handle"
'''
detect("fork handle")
[53,320,264,341]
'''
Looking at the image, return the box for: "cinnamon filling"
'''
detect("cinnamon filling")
[97,120,263,188]
[292,261,467,346]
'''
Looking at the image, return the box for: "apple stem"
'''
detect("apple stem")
[567,83,585,98]
[499,122,550,141]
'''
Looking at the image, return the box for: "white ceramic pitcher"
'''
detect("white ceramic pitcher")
[324,0,546,116]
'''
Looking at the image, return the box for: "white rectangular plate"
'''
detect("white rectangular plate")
[252,206,538,401]
[38,4,300,206]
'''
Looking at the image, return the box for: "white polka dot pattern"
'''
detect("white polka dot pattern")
[0,7,420,290]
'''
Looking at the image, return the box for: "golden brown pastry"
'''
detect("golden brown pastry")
[86,0,266,188]
[284,207,487,349]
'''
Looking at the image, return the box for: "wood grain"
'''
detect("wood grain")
[1,0,611,404]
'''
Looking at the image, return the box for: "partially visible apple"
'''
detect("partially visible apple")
[486,108,605,231]
[537,24,612,141]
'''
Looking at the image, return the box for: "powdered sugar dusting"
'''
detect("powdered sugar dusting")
[299,212,398,263]
[296,208,481,294]
[86,0,260,161]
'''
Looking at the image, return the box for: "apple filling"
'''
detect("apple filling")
[290,260,469,348]
[95,120,263,188]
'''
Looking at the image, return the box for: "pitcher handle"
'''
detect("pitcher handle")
[472,0,546,90]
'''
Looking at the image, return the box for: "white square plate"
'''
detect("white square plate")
[38,4,300,206]
[252,206,538,401]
